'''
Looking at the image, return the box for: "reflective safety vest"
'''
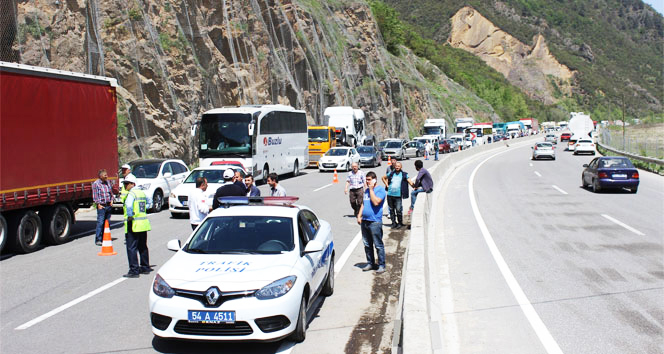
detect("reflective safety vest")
[124,189,151,233]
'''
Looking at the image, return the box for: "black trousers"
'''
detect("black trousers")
[126,221,150,275]
[349,188,363,216]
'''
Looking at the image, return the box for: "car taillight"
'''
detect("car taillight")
[534,146,538,150]
[598,172,608,178]
[590,144,595,147]
[632,172,639,179]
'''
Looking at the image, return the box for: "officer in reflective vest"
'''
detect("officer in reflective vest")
[119,164,135,204]
[122,174,151,278]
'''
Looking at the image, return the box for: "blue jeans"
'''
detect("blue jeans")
[410,188,432,209]
[434,149,439,160]
[126,221,150,275]
[95,205,112,243]
[361,220,385,267]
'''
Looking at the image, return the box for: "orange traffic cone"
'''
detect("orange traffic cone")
[387,159,392,166]
[98,220,117,256]
[333,169,339,183]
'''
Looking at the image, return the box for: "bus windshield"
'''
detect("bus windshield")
[199,113,252,158]
[308,129,329,142]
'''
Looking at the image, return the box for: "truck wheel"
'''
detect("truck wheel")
[151,190,163,213]
[42,204,72,245]
[8,210,42,253]
[0,214,7,253]
[262,164,270,185]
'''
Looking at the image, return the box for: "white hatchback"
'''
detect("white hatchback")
[150,197,334,342]
[318,147,361,171]
[574,139,596,155]
[168,166,247,217]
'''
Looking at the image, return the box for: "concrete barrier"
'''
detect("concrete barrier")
[395,135,540,353]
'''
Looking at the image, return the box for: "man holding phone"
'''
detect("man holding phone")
[356,171,387,273]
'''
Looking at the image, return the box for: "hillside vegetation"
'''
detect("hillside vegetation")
[380,0,663,122]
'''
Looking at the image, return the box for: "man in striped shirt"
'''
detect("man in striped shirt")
[344,162,366,217]
[92,169,115,246]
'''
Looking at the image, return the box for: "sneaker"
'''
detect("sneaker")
[361,263,375,271]
[396,223,405,229]
[123,273,139,278]
[140,269,152,275]
[95,241,102,246]
[390,223,398,229]
[376,266,386,273]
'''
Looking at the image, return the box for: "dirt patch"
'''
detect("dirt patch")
[344,226,409,354]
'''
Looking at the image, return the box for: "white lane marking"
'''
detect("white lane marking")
[470,153,564,354]
[314,183,333,192]
[602,214,645,236]
[335,231,362,275]
[15,278,128,330]
[534,171,542,177]
[552,185,568,195]
[276,231,362,353]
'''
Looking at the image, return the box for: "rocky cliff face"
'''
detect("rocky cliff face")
[5,0,496,164]
[448,6,575,105]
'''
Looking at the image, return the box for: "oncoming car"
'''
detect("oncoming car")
[150,197,335,342]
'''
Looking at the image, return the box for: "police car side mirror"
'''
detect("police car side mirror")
[167,239,181,251]
[303,239,324,254]
[163,172,173,178]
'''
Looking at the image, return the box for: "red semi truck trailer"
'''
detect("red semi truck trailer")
[0,61,119,253]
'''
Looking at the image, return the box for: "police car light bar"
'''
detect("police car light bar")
[216,196,299,207]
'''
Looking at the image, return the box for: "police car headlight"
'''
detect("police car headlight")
[255,276,296,300]
[137,183,151,190]
[153,274,175,298]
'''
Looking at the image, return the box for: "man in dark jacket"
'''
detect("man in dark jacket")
[212,169,246,209]
[244,174,261,197]
[381,162,409,229]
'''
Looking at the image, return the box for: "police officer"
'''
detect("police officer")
[119,164,135,204]
[122,175,151,278]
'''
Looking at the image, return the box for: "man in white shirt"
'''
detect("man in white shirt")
[189,177,211,230]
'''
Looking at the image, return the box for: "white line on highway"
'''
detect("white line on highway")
[313,183,333,192]
[602,214,645,236]
[15,278,128,330]
[335,231,362,275]
[552,185,568,195]
[469,153,564,354]
[534,171,542,177]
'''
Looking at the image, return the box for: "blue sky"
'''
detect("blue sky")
[643,0,663,15]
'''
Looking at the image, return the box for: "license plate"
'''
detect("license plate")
[613,174,627,178]
[188,310,235,324]
[182,201,188,206]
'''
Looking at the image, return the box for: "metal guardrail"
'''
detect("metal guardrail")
[596,141,664,166]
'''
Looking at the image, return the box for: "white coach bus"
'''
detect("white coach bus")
[193,105,309,183]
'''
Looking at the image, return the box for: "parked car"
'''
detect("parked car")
[382,140,407,160]
[531,142,556,160]
[404,141,425,158]
[439,139,451,153]
[376,140,389,160]
[356,146,382,167]
[582,156,639,193]
[318,147,361,171]
[150,196,335,342]
[168,165,247,217]
[545,134,557,143]
[113,159,189,213]
[560,132,571,142]
[573,139,596,155]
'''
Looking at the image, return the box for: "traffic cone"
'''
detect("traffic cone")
[387,159,392,166]
[98,220,117,256]
[333,169,339,183]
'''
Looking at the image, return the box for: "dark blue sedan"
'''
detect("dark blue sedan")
[357,146,382,167]
[582,156,639,193]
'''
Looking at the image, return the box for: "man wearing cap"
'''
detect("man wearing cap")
[212,169,246,209]
[122,175,151,278]
[119,163,135,205]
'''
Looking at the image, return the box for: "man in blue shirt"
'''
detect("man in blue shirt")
[382,162,409,229]
[357,171,387,273]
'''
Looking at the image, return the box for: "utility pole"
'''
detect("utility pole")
[622,93,626,151]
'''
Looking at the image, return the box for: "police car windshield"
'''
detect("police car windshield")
[185,216,295,254]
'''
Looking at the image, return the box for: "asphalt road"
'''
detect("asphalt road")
[435,139,664,354]
[0,155,438,354]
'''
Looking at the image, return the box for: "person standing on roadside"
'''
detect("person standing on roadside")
[407,159,434,214]
[267,173,287,196]
[212,169,247,209]
[344,162,365,217]
[384,157,397,216]
[233,170,247,194]
[122,175,151,278]
[434,139,439,161]
[189,177,211,230]
[357,172,387,273]
[92,169,114,246]
[382,162,409,229]
[244,174,261,197]
[119,164,135,204]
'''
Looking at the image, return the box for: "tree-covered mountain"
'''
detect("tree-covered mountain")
[379,0,663,121]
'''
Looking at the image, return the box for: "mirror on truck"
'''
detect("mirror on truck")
[190,120,199,137]
[248,123,255,136]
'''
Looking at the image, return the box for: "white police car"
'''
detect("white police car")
[149,197,334,342]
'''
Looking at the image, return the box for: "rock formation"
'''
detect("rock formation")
[448,6,575,105]
[6,0,497,164]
